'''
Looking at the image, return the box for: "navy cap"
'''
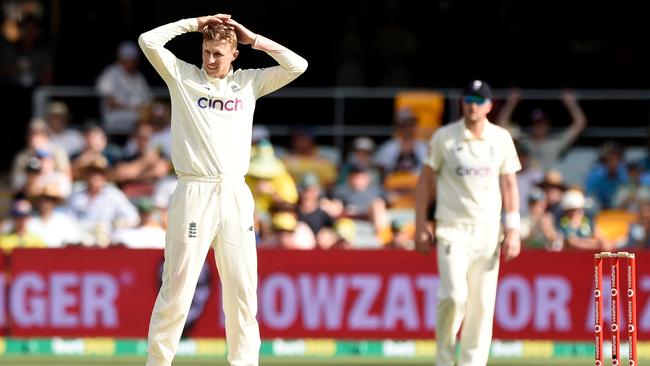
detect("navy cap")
[463,80,493,99]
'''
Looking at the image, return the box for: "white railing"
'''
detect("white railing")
[32,86,650,150]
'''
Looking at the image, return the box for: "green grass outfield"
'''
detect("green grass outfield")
[0,355,608,366]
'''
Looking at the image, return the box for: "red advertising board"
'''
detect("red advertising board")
[0,250,5,329]
[7,248,164,337]
[4,248,650,340]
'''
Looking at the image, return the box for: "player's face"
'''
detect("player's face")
[202,40,238,78]
[462,96,492,122]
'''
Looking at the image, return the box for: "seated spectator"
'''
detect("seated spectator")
[496,89,587,171]
[148,101,172,158]
[0,199,45,253]
[374,107,427,176]
[246,140,298,221]
[70,122,122,181]
[11,118,70,191]
[112,197,166,249]
[332,164,389,243]
[626,193,650,248]
[67,156,139,246]
[585,141,627,209]
[613,160,650,212]
[28,183,80,247]
[111,123,170,185]
[124,100,172,159]
[296,173,335,242]
[557,189,610,250]
[520,187,560,250]
[282,126,338,188]
[265,211,316,250]
[96,40,152,139]
[338,136,381,186]
[45,101,84,156]
[21,149,72,199]
[537,169,567,222]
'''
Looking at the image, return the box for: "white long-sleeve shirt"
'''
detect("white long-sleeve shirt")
[138,18,308,178]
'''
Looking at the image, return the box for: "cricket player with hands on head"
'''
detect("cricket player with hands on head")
[138,13,307,366]
[414,80,521,366]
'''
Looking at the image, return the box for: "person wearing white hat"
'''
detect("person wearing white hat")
[139,13,307,366]
[557,189,609,250]
[96,40,152,138]
[415,80,522,366]
[45,101,85,156]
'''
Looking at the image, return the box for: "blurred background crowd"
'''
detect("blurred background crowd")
[1,0,650,254]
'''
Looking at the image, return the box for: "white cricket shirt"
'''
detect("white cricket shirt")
[138,18,307,178]
[426,119,521,224]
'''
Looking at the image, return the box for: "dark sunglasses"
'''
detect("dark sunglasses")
[463,95,488,105]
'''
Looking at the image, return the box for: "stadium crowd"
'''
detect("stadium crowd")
[1,5,649,254]
[2,89,650,254]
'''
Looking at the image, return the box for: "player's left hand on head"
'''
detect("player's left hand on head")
[223,18,257,45]
[501,230,521,261]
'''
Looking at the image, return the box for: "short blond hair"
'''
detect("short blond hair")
[202,24,237,49]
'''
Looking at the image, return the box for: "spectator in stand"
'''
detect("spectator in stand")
[282,126,338,188]
[332,164,389,246]
[28,183,80,247]
[613,161,650,212]
[70,121,122,181]
[337,136,381,186]
[44,101,84,156]
[111,123,170,185]
[557,189,610,250]
[295,173,337,246]
[149,100,172,158]
[520,187,560,250]
[265,211,316,250]
[537,169,567,222]
[515,142,544,215]
[21,149,72,199]
[374,107,428,176]
[585,141,628,210]
[123,100,172,159]
[246,140,298,223]
[96,40,152,139]
[11,118,70,191]
[66,156,139,246]
[496,89,587,171]
[0,198,45,253]
[111,197,166,249]
[626,192,650,248]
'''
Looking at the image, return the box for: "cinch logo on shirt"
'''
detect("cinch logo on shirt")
[455,166,492,177]
[197,97,244,111]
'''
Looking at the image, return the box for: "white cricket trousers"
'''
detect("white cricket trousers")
[146,175,260,366]
[435,222,501,366]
